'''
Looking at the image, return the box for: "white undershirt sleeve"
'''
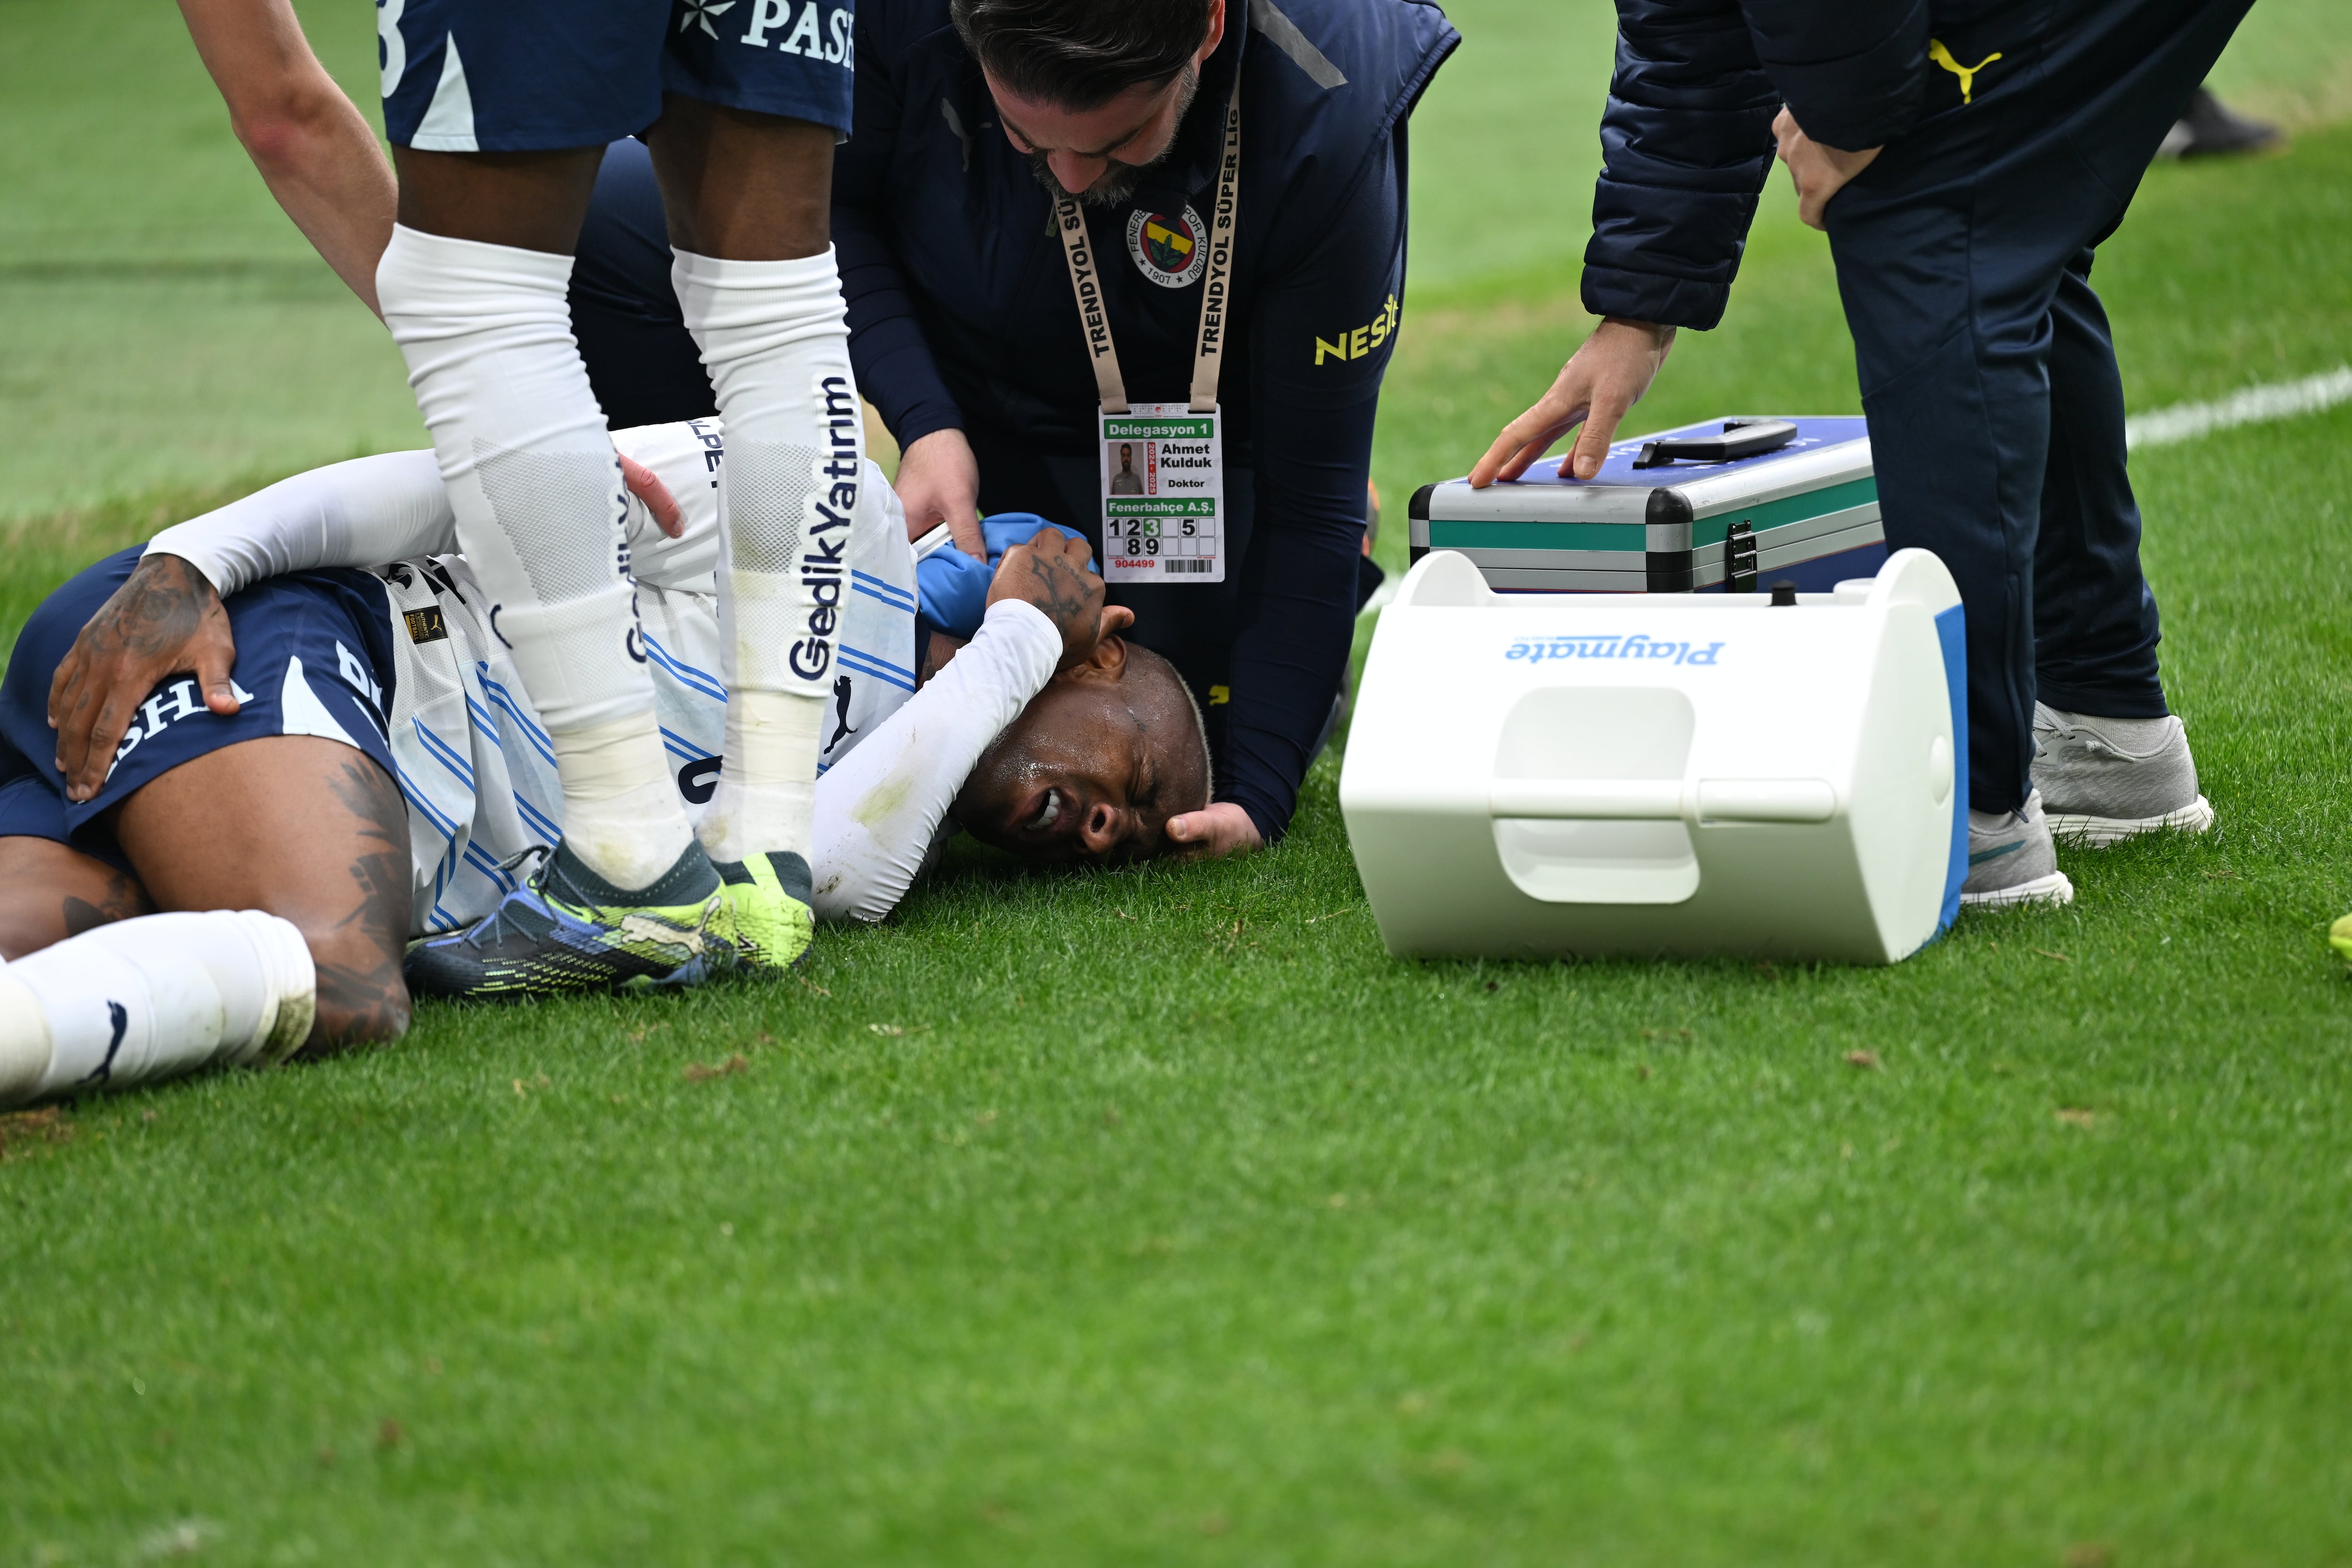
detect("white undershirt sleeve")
[811,598,1062,923]
[143,450,457,597]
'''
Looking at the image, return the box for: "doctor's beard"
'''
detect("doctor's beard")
[1023,63,1200,208]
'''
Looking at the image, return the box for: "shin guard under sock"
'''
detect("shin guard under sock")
[0,912,316,1106]
[670,247,863,868]
[378,223,691,889]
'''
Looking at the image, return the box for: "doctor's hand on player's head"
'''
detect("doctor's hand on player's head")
[987,529,1135,671]
[47,552,238,804]
[1773,108,1881,231]
[895,428,987,560]
[1165,801,1264,860]
[1469,318,1678,488]
[619,451,683,539]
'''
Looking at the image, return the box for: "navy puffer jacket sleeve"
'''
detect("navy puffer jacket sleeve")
[1750,1,1930,152]
[1581,0,1928,330]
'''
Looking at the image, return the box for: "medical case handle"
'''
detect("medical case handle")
[1631,418,1800,469]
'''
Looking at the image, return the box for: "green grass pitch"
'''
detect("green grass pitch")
[3,2,2351,1562]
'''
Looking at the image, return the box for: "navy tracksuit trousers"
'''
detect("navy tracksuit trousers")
[1824,0,2251,814]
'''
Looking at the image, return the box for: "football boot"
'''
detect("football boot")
[403,840,732,1000]
[712,850,817,975]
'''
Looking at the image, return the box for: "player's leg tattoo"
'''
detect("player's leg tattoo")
[305,755,414,1051]
[63,864,153,938]
[112,735,414,1051]
[0,837,153,960]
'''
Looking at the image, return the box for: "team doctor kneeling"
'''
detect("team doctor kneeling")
[0,422,1207,1106]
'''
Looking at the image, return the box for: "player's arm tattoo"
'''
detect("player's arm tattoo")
[297,758,415,1054]
[993,542,1108,670]
[83,553,216,659]
[49,553,237,796]
[1008,548,1097,631]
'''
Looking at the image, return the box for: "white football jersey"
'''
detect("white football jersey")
[250,422,918,934]
[368,420,917,932]
[144,417,1052,935]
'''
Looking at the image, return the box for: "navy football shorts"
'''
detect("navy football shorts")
[0,549,399,877]
[380,0,856,152]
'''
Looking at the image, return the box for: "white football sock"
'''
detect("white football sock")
[548,714,696,893]
[0,912,316,1107]
[378,224,692,890]
[705,692,824,870]
[670,247,863,868]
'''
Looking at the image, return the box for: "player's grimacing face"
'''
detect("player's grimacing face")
[954,681,1177,867]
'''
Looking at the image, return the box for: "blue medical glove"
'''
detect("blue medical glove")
[915,514,1100,641]
[979,513,1096,572]
[914,542,993,641]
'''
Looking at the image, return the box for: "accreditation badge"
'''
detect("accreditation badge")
[1099,403,1223,584]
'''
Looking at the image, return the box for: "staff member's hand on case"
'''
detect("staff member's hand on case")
[896,428,987,560]
[1773,107,1881,231]
[1470,317,1677,488]
[48,553,238,803]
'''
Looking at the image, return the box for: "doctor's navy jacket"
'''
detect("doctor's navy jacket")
[834,0,1458,844]
[1585,0,1961,330]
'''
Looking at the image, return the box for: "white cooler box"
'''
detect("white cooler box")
[1339,548,1970,964]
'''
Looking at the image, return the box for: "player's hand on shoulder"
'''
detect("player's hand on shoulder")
[48,552,238,804]
[985,529,1133,672]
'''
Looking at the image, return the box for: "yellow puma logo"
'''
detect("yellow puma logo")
[1929,38,2002,104]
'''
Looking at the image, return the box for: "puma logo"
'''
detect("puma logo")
[77,1001,130,1088]
[826,674,857,753]
[1929,39,2003,104]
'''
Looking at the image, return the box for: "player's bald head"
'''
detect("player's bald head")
[1120,640,1212,818]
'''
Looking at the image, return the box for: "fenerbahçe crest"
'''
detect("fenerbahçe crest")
[1127,205,1208,288]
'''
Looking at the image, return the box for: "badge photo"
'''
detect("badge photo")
[1107,438,1150,496]
[1127,206,1208,289]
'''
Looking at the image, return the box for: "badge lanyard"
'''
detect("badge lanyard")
[1056,76,1240,583]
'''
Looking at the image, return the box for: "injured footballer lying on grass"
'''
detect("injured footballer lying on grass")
[0,419,1209,1106]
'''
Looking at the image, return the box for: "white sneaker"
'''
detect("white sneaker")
[1961,789,2075,908]
[2032,702,2214,846]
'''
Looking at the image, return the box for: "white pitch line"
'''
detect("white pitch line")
[2126,365,2352,450]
